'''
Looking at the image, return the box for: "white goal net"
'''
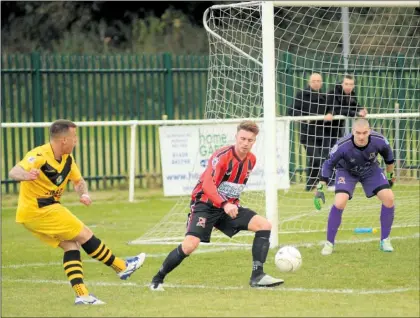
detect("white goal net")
[131,1,419,247]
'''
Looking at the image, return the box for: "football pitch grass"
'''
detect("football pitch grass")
[1,189,419,317]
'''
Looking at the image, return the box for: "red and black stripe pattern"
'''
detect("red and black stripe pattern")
[191,145,256,208]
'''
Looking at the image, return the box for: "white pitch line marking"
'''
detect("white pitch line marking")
[1,278,418,295]
[2,234,418,269]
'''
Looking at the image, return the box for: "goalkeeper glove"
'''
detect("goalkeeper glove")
[314,183,326,210]
[386,171,396,188]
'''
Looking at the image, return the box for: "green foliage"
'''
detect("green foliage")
[1,5,209,54]
[1,2,98,53]
[3,4,418,55]
[129,9,208,54]
[273,7,419,56]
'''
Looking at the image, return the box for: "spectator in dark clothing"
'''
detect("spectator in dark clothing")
[288,73,334,191]
[326,75,368,141]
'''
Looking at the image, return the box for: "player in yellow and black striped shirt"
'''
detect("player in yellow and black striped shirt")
[9,119,146,305]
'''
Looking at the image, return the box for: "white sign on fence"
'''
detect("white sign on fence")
[159,122,290,196]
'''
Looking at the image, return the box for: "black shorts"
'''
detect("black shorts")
[186,202,257,243]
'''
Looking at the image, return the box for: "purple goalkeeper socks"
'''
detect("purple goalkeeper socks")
[380,205,395,240]
[327,205,343,244]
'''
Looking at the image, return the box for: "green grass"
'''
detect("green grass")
[1,188,419,317]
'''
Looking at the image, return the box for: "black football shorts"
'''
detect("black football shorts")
[185,202,257,243]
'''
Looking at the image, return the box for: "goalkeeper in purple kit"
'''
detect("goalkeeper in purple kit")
[314,119,396,255]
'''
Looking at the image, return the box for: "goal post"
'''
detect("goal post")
[129,110,419,246]
[130,1,419,247]
[261,1,279,247]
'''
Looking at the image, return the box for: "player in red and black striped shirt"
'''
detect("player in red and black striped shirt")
[190,143,256,208]
[150,121,283,290]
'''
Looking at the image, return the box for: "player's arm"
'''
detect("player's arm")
[319,144,343,186]
[74,178,89,196]
[9,152,44,181]
[379,139,396,187]
[9,165,39,181]
[69,157,92,206]
[314,144,343,210]
[201,155,228,207]
[73,178,92,206]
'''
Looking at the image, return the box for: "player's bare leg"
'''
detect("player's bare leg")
[322,193,349,255]
[150,235,198,291]
[376,189,395,252]
[247,215,284,288]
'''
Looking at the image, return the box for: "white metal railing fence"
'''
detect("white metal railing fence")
[2,112,419,202]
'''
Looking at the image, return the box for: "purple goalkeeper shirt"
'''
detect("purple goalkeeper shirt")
[321,131,395,181]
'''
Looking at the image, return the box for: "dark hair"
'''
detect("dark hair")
[344,75,354,81]
[49,119,77,138]
[237,120,259,135]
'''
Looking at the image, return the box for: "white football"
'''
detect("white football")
[275,245,302,272]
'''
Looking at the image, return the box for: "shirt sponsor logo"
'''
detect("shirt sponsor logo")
[28,156,36,163]
[46,188,64,198]
[218,181,245,198]
[56,175,63,185]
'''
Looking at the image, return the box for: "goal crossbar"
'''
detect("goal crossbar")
[146,1,419,249]
[209,1,420,9]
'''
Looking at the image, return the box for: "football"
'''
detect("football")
[274,245,302,272]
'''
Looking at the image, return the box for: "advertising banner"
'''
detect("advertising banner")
[159,122,290,196]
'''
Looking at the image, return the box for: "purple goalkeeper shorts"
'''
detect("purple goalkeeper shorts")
[335,167,390,199]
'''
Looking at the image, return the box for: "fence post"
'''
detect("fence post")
[285,52,296,182]
[31,52,44,145]
[163,53,174,119]
[394,103,400,181]
[396,55,406,167]
[129,122,137,203]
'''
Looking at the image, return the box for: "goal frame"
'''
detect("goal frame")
[202,0,419,248]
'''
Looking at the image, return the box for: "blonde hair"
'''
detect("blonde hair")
[237,120,259,135]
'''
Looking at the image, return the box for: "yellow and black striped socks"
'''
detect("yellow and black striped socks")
[81,235,126,273]
[63,250,89,297]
